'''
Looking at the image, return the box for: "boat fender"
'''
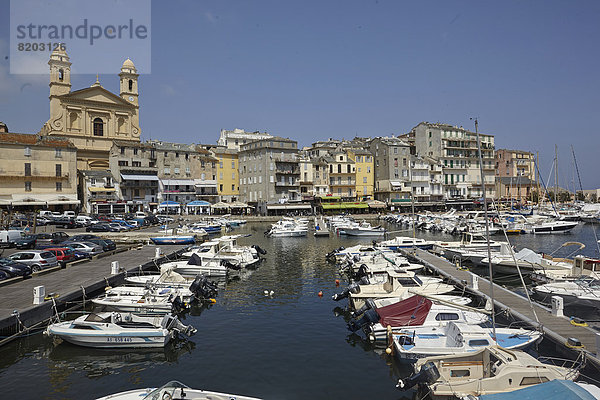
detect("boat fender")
[570,317,588,327]
[396,361,440,391]
[565,337,584,349]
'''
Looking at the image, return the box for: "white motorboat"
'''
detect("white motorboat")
[125,264,196,287]
[339,221,387,237]
[92,292,189,315]
[379,236,438,251]
[332,269,455,310]
[527,219,578,234]
[397,346,579,397]
[266,218,308,237]
[95,380,262,400]
[46,312,196,348]
[482,247,574,275]
[532,276,600,308]
[433,233,504,259]
[182,236,261,269]
[348,295,489,344]
[392,321,542,360]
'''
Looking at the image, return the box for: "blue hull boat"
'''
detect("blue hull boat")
[150,236,196,245]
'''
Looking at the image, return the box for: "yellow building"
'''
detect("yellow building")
[212,147,239,202]
[348,149,374,200]
[40,48,141,170]
[0,124,78,211]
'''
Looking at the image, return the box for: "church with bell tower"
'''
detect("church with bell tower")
[41,48,142,170]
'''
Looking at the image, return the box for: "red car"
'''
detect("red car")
[44,247,76,263]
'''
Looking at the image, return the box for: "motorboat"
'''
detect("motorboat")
[150,235,196,245]
[332,269,455,310]
[339,221,387,237]
[433,233,504,259]
[125,265,197,287]
[46,312,196,348]
[348,295,489,344]
[108,275,218,303]
[92,292,190,315]
[532,276,600,308]
[391,322,542,360]
[330,244,394,262]
[464,380,600,400]
[181,236,262,268]
[397,346,579,397]
[531,255,600,283]
[159,254,231,278]
[265,218,308,237]
[95,380,262,400]
[379,236,437,251]
[527,219,578,234]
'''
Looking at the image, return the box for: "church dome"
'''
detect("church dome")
[122,58,136,70]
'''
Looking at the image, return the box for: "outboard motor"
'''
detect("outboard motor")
[351,298,377,317]
[188,275,203,296]
[353,264,369,280]
[222,260,242,270]
[331,282,361,301]
[252,245,267,255]
[355,276,370,286]
[326,246,345,260]
[352,255,361,263]
[161,313,197,337]
[170,295,185,314]
[347,309,379,332]
[396,362,441,391]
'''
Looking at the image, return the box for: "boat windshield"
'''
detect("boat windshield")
[84,313,109,323]
[142,381,190,400]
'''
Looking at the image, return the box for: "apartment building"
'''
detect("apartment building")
[79,169,120,214]
[495,149,536,180]
[369,136,412,203]
[348,149,374,200]
[0,128,78,211]
[238,137,300,204]
[211,146,239,202]
[414,122,496,199]
[410,156,444,202]
[109,141,159,211]
[217,128,272,150]
[327,152,356,198]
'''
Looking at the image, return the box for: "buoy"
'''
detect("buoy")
[335,279,340,287]
[318,291,323,297]
[385,347,392,355]
[264,290,269,296]
[269,290,274,296]
[209,298,216,304]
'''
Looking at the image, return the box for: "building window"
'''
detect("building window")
[201,173,206,180]
[118,160,128,166]
[201,160,206,168]
[55,164,62,177]
[231,184,235,190]
[219,172,223,179]
[185,167,190,175]
[58,69,64,81]
[24,146,31,157]
[149,161,156,168]
[55,148,61,158]
[120,147,125,155]
[363,177,367,183]
[93,117,104,136]
[25,181,31,191]
[220,162,223,168]
[175,152,179,158]
[128,79,133,91]
[232,173,235,179]
[24,163,31,176]
[134,189,140,197]
[56,182,62,191]
[90,178,96,185]
[164,167,170,174]
[164,152,168,157]
[174,167,180,174]
[133,148,138,155]
[220,184,223,191]
[132,161,141,167]
[185,153,189,160]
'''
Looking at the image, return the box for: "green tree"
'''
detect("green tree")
[558,191,572,203]
[591,193,598,203]
[575,191,585,202]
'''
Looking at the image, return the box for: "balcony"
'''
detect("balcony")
[121,181,158,188]
[1,172,70,181]
[275,181,299,187]
[275,167,300,175]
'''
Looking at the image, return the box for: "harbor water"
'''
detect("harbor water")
[0,220,599,399]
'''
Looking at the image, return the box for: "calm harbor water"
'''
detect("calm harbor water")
[0,220,598,399]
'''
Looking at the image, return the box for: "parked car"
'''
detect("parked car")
[0,270,11,281]
[108,222,128,232]
[33,232,70,248]
[66,241,103,256]
[0,230,23,248]
[0,258,32,278]
[84,238,116,252]
[86,223,114,232]
[44,247,76,263]
[7,250,58,272]
[69,234,101,241]
[50,218,80,229]
[13,234,39,249]
[35,217,52,226]
[156,215,175,224]
[63,211,76,218]
[75,215,93,226]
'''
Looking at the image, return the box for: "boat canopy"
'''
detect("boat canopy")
[377,295,433,327]
[478,380,597,400]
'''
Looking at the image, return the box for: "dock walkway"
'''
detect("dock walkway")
[0,245,186,338]
[404,248,600,367]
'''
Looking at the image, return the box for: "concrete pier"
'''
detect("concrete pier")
[0,244,188,342]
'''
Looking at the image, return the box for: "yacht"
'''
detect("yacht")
[95,380,262,400]
[339,221,387,237]
[46,312,196,348]
[532,276,600,308]
[265,218,308,237]
[379,236,437,251]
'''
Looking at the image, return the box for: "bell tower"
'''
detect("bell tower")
[48,47,71,118]
[119,58,139,106]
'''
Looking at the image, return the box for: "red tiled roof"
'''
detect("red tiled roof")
[0,133,76,148]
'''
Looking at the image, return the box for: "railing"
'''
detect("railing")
[275,181,299,187]
[0,172,70,181]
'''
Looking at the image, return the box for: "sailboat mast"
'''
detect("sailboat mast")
[571,145,583,198]
[554,144,558,204]
[472,117,497,340]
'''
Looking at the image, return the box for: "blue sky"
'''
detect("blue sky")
[1,0,599,189]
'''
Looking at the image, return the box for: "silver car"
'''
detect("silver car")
[8,250,58,272]
[67,241,104,256]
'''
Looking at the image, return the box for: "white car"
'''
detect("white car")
[108,223,128,232]
[75,215,93,226]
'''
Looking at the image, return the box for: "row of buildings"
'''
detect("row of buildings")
[0,49,540,215]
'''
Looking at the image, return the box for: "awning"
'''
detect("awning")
[162,179,195,186]
[121,174,159,181]
[159,201,180,207]
[390,181,403,187]
[47,200,80,205]
[88,187,116,192]
[230,201,250,208]
[367,200,387,209]
[194,179,217,187]
[187,200,211,207]
[266,204,312,210]
[10,201,47,206]
[211,202,231,209]
[321,202,368,210]
[318,195,341,200]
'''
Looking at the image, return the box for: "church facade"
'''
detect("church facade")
[41,48,142,170]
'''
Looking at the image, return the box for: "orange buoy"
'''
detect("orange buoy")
[335,279,340,286]
[318,291,323,297]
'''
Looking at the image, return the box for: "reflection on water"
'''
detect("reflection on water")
[1,220,595,399]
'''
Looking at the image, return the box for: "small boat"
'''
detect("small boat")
[379,236,437,251]
[348,295,489,344]
[95,380,262,400]
[92,292,189,315]
[150,235,196,245]
[266,218,308,237]
[46,312,196,348]
[392,322,542,360]
[528,219,578,234]
[532,276,600,309]
[397,346,580,398]
[465,379,600,400]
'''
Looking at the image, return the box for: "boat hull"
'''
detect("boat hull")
[150,236,196,245]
